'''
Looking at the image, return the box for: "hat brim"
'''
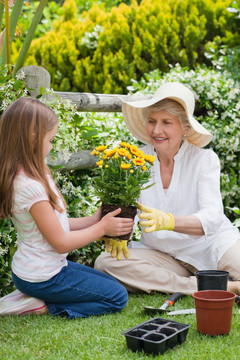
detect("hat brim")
[122,96,213,147]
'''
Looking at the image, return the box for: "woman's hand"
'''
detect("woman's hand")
[103,238,129,260]
[136,202,174,232]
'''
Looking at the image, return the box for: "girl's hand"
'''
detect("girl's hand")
[100,208,134,237]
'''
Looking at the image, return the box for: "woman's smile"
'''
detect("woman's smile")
[152,136,168,142]
[146,110,185,155]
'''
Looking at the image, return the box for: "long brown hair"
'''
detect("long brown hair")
[0,97,65,218]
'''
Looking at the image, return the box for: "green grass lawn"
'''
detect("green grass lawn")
[1,292,240,360]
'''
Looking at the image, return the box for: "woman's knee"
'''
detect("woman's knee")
[218,240,240,280]
[94,252,111,272]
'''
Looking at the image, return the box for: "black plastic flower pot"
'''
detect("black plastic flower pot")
[195,270,229,291]
[101,204,137,240]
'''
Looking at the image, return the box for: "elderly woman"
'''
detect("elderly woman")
[94,82,240,295]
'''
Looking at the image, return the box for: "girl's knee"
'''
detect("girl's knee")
[114,285,128,311]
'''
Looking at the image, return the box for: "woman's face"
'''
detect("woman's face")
[43,123,58,158]
[146,110,185,155]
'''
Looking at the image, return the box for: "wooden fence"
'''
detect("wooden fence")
[19,65,149,171]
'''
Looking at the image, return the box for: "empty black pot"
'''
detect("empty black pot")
[195,270,229,291]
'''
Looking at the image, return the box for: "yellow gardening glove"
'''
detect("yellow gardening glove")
[135,202,174,233]
[103,237,129,261]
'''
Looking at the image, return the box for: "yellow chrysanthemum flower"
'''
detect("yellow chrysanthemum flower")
[91,149,97,156]
[145,155,155,163]
[130,144,139,156]
[92,142,154,206]
[133,157,145,166]
[104,148,117,157]
[117,148,129,157]
[96,160,103,166]
[96,145,107,151]
[136,150,145,158]
[121,163,131,170]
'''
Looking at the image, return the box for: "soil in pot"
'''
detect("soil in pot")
[101,204,137,240]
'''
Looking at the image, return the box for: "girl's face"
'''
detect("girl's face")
[43,123,58,158]
[146,110,185,155]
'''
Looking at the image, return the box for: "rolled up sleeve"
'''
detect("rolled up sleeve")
[193,150,224,236]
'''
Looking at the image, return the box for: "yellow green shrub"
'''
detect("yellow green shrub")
[25,0,238,93]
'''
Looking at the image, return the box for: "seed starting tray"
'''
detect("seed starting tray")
[123,317,191,355]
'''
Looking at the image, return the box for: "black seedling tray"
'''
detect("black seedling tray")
[123,317,190,355]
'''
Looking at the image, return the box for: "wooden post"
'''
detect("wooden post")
[17,65,50,97]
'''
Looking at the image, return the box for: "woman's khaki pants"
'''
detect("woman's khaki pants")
[94,240,240,295]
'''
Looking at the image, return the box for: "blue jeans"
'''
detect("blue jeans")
[12,260,128,319]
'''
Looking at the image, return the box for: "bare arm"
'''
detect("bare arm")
[173,215,204,236]
[69,207,102,231]
[30,201,133,254]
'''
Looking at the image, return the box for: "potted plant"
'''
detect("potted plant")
[91,141,155,258]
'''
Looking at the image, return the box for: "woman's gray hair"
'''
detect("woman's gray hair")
[143,98,191,130]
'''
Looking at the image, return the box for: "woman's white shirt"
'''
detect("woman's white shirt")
[11,171,69,282]
[131,141,239,270]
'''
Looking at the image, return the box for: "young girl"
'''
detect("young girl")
[0,97,133,318]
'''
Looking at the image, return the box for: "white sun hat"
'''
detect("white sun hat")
[122,82,213,147]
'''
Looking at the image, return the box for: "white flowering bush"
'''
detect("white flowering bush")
[0,66,28,116]
[227,207,240,228]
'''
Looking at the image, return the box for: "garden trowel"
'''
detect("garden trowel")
[143,292,185,314]
[168,308,196,315]
[168,295,240,315]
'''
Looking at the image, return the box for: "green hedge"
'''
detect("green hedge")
[23,0,239,93]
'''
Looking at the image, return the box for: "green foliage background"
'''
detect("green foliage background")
[0,0,239,296]
[0,63,239,295]
[21,0,239,93]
